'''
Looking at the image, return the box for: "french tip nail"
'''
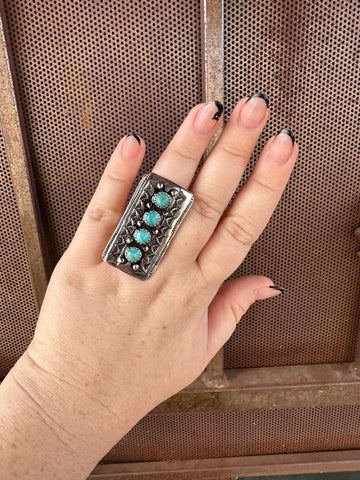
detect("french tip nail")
[246,92,270,108]
[212,100,224,121]
[269,285,285,293]
[127,132,141,145]
[278,128,295,145]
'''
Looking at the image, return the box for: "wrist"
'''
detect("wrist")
[0,347,138,479]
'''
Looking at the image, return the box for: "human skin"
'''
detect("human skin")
[0,94,298,479]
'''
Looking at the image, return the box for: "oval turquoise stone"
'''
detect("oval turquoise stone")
[153,192,170,208]
[124,246,142,263]
[143,210,161,226]
[134,228,151,244]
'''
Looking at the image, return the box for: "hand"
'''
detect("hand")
[7,94,298,471]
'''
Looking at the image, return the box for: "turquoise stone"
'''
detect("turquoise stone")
[125,246,142,263]
[153,192,170,208]
[143,210,161,226]
[134,228,151,244]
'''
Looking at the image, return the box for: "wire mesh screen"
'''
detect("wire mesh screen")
[102,404,360,462]
[223,0,360,368]
[4,0,360,373]
[3,0,202,273]
[0,127,39,380]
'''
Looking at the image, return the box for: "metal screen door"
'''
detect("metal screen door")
[1,0,360,478]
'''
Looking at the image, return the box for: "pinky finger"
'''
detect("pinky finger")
[205,275,281,363]
[67,133,145,266]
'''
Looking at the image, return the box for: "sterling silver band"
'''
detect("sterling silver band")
[102,172,194,280]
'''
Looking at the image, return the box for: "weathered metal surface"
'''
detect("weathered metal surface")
[0,3,48,306]
[90,449,360,478]
[201,0,225,384]
[204,349,227,387]
[153,363,360,413]
[201,0,224,152]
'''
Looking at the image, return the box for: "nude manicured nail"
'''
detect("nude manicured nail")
[194,101,223,134]
[256,285,284,300]
[239,93,269,128]
[123,133,141,160]
[268,129,295,165]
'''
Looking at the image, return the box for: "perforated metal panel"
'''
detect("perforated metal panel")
[102,405,360,463]
[3,0,202,271]
[224,0,360,368]
[2,0,360,475]
[0,128,39,379]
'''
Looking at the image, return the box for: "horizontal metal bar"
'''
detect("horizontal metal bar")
[90,449,360,478]
[152,362,360,413]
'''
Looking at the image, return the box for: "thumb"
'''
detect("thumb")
[206,275,283,362]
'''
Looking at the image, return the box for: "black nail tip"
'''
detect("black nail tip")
[212,100,224,121]
[269,285,285,293]
[127,132,141,145]
[278,128,295,144]
[246,92,270,108]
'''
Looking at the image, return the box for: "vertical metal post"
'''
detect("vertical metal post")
[201,0,224,153]
[0,5,49,306]
[201,0,225,386]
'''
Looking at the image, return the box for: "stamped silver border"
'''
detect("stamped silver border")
[102,172,193,280]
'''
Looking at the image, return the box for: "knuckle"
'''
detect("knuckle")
[252,175,278,196]
[222,214,259,248]
[229,301,247,325]
[168,143,198,165]
[220,142,248,164]
[86,203,119,223]
[104,170,130,189]
[54,258,89,292]
[193,192,224,223]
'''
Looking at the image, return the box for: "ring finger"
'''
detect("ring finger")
[198,131,298,285]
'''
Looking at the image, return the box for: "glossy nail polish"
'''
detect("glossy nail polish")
[127,132,141,144]
[213,100,224,120]
[194,100,223,134]
[123,133,141,160]
[278,128,295,144]
[269,285,285,293]
[239,93,269,128]
[269,128,295,165]
[246,92,270,108]
[256,284,284,299]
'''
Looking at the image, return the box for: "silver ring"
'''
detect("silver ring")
[102,172,194,280]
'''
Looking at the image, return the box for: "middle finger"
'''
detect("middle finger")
[174,93,269,260]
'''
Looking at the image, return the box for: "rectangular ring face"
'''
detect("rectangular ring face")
[102,173,193,280]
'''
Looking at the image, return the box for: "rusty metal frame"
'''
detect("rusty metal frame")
[201,0,226,387]
[156,362,360,413]
[0,1,49,306]
[90,450,360,478]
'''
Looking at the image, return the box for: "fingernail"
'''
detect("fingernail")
[194,101,223,134]
[268,129,295,165]
[256,285,284,300]
[269,285,285,293]
[239,93,269,128]
[246,92,270,107]
[123,133,141,160]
